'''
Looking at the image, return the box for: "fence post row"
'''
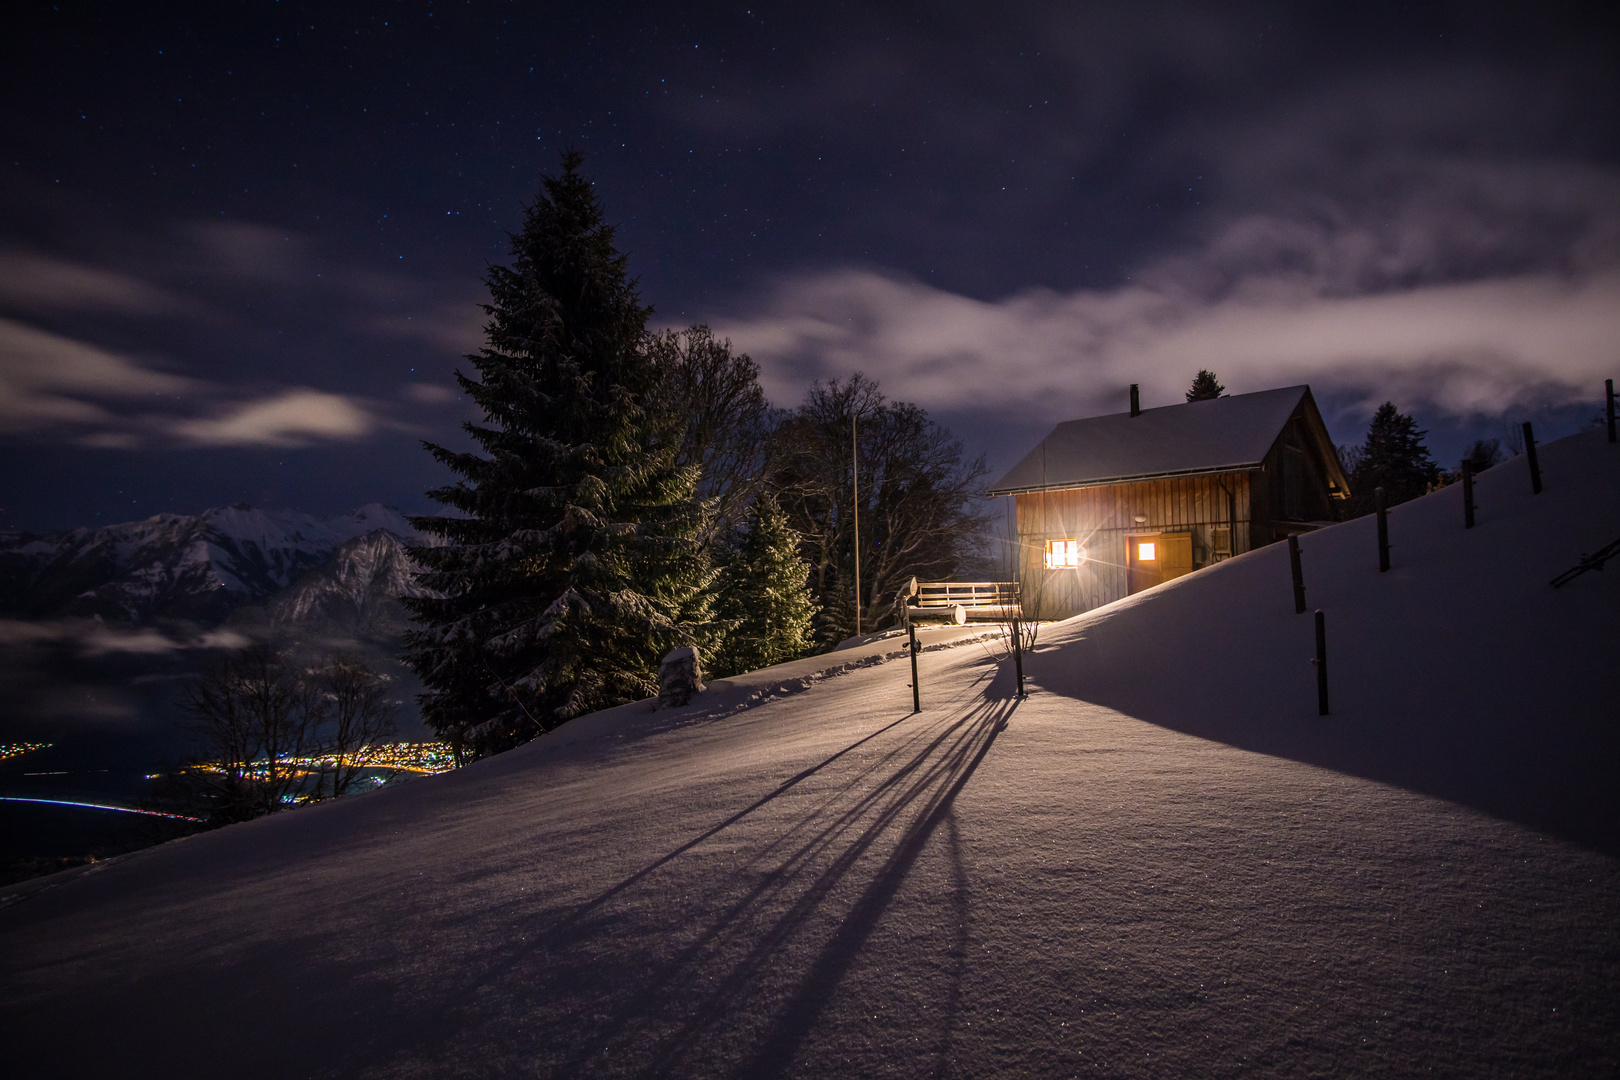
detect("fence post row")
[1608,378,1616,444]
[1287,533,1306,613]
[907,622,921,714]
[1011,618,1026,698]
[1523,421,1542,494]
[1375,486,1390,572]
[1314,609,1329,716]
[1462,461,1475,529]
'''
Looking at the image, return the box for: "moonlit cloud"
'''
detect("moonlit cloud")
[371,301,486,353]
[168,388,378,447]
[715,267,1620,423]
[0,318,387,449]
[0,250,196,315]
[181,220,315,285]
[402,382,457,404]
[0,317,198,433]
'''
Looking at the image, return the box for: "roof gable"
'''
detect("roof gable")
[988,385,1335,494]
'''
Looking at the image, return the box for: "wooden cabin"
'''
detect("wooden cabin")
[986,385,1349,620]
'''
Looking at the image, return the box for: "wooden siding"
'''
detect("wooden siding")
[1014,471,1253,620]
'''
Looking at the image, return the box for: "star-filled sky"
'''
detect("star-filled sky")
[4,1,1617,531]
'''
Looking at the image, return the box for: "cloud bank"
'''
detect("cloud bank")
[716,266,1620,424]
[0,231,470,450]
[715,148,1620,426]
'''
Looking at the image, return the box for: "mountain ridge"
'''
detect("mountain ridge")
[0,503,423,630]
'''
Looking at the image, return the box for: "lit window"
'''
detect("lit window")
[1137,542,1156,561]
[1044,538,1086,568]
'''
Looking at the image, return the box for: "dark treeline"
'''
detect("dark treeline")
[1336,401,1505,518]
[403,154,986,758]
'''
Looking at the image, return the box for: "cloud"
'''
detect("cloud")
[0,319,383,448]
[714,267,1620,423]
[181,220,315,285]
[0,619,250,655]
[370,300,486,353]
[0,250,196,316]
[167,388,378,447]
[0,317,198,434]
[402,382,457,404]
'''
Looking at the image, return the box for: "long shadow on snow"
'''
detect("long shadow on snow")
[544,668,1014,1077]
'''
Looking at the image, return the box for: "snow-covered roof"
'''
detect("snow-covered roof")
[987,385,1326,495]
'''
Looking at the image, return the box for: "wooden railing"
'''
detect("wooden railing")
[899,579,1021,624]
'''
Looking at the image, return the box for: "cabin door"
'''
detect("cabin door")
[1126,532,1194,595]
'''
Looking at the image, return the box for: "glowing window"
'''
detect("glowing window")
[1044,538,1085,568]
[1137,542,1157,561]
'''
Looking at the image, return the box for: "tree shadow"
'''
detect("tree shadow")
[513,669,1016,1077]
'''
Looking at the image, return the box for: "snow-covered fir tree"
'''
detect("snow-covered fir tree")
[711,494,818,678]
[403,152,712,757]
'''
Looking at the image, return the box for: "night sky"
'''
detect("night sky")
[3,1,1617,531]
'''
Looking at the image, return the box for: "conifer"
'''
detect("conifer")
[403,152,711,757]
[1346,401,1442,515]
[1186,369,1225,401]
[711,494,818,677]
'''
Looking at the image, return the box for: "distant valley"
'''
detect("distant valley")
[0,504,435,845]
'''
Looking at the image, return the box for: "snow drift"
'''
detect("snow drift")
[0,432,1616,1079]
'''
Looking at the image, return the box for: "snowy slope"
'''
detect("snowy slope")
[1031,426,1620,849]
[0,434,1616,1079]
[0,503,419,625]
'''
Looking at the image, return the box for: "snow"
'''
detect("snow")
[1,433,1616,1077]
[987,385,1313,493]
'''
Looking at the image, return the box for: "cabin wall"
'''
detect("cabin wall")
[1013,471,1253,620]
[1252,412,1345,544]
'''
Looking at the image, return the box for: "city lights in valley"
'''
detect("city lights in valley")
[0,742,52,763]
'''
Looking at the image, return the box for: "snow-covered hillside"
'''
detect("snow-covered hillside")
[1,432,1615,1078]
[0,503,419,626]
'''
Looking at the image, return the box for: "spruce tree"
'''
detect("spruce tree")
[1186,369,1225,401]
[403,152,711,757]
[711,494,818,677]
[1346,401,1442,515]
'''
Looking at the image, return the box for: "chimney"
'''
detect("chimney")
[1129,384,1141,417]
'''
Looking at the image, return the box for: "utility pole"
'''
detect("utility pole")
[852,413,861,637]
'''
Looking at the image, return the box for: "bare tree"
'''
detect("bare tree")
[647,324,772,545]
[180,644,322,822]
[316,656,399,799]
[771,374,991,644]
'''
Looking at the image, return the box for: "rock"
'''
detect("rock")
[659,646,705,708]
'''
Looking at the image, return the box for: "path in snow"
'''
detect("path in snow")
[1,433,1616,1078]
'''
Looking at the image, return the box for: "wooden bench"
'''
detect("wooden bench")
[899,580,1022,625]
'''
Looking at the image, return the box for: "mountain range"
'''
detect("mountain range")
[0,504,428,638]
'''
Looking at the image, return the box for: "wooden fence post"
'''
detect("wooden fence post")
[1287,533,1306,613]
[1314,610,1329,716]
[907,622,921,714]
[1011,618,1026,698]
[1375,487,1390,572]
[1462,461,1475,529]
[1523,421,1542,494]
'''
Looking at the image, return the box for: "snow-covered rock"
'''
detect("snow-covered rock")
[658,646,706,708]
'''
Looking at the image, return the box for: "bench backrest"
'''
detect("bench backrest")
[911,581,1020,608]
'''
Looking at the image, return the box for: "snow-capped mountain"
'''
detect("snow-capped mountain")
[235,528,431,638]
[0,503,421,627]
